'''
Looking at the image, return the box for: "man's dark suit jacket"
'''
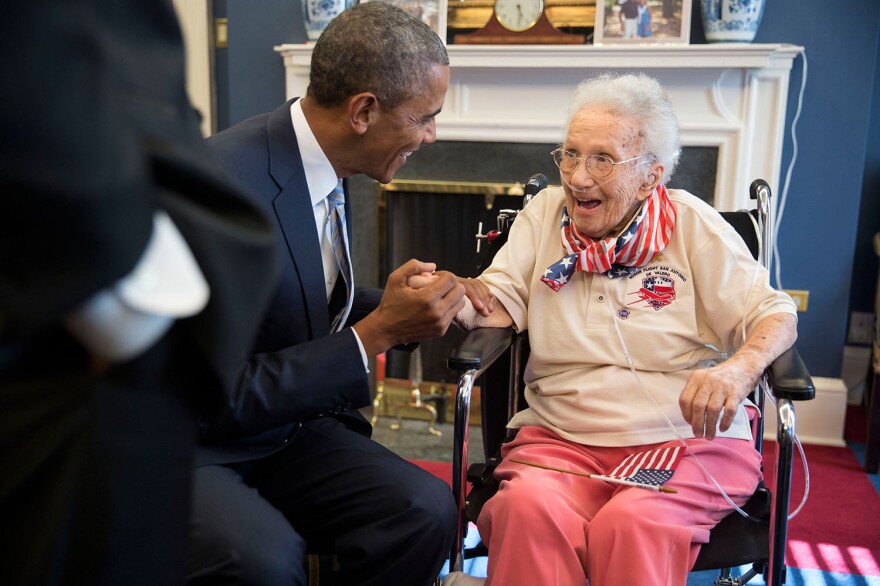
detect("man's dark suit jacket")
[0,1,279,390]
[0,2,279,583]
[200,98,382,465]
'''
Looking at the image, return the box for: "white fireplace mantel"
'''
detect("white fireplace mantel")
[275,43,804,212]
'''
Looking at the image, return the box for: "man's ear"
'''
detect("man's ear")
[348,92,379,135]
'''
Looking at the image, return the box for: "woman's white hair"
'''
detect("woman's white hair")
[565,73,681,183]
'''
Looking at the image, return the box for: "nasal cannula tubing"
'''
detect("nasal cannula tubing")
[599,240,810,522]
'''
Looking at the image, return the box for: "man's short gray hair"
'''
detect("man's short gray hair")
[566,73,681,183]
[307,2,449,110]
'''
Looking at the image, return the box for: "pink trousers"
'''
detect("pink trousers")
[477,426,762,586]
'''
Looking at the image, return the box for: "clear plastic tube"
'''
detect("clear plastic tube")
[601,274,809,522]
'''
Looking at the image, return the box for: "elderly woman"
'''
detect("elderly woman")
[443,73,798,586]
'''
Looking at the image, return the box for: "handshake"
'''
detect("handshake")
[351,259,498,357]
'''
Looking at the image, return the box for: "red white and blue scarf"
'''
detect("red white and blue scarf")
[541,184,677,291]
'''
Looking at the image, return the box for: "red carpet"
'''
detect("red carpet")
[413,436,880,577]
[413,459,454,488]
[764,441,880,576]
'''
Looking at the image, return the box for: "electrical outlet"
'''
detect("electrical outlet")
[848,311,874,346]
[782,289,809,313]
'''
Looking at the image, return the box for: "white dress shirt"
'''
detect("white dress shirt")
[65,210,210,362]
[290,100,368,368]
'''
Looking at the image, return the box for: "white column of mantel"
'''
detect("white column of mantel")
[275,44,804,211]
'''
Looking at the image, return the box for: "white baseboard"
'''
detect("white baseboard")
[762,377,848,447]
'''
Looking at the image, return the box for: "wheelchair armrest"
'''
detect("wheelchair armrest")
[767,346,815,401]
[447,327,517,373]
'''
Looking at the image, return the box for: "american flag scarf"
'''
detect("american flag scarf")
[540,184,676,291]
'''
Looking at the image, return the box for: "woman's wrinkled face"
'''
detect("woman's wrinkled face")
[560,107,659,239]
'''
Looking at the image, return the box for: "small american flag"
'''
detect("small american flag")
[602,445,684,488]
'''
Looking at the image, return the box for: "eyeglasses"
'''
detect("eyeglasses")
[551,148,649,178]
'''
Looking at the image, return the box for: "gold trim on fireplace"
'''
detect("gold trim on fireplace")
[379,179,527,197]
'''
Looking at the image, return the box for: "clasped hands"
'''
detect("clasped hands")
[352,259,495,357]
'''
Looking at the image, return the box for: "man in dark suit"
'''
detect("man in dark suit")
[189,3,495,585]
[0,1,278,584]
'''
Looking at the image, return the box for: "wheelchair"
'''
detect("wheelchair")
[445,178,815,586]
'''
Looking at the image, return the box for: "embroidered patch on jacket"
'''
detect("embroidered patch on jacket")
[627,267,686,311]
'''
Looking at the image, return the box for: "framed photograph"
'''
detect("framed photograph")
[366,0,448,43]
[594,0,691,45]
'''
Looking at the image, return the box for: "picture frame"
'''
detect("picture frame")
[594,0,691,45]
[365,0,448,43]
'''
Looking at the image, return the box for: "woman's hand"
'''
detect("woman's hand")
[409,273,496,317]
[679,312,797,440]
[679,360,757,440]
[458,277,495,317]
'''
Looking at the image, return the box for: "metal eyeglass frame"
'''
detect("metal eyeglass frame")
[551,147,649,178]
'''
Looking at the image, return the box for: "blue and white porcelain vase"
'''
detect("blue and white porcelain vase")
[302,0,357,42]
[701,0,766,43]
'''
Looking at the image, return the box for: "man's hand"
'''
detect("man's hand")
[409,273,495,318]
[411,272,512,331]
[354,259,466,356]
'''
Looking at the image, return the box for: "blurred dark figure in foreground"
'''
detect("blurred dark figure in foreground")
[0,1,278,584]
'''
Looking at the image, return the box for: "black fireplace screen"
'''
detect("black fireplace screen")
[381,181,525,383]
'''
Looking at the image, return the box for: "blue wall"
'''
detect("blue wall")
[749,0,880,377]
[215,0,304,129]
[217,0,880,378]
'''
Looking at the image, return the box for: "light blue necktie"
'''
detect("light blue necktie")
[326,180,353,332]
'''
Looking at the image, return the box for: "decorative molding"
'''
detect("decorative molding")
[275,43,804,212]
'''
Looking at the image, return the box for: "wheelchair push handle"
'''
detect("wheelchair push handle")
[749,178,770,202]
[523,173,549,206]
[475,174,549,253]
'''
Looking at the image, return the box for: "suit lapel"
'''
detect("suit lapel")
[267,99,330,337]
